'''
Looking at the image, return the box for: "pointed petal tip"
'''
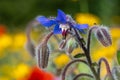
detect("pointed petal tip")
[35,16,56,27]
[36,16,45,21]
[74,24,89,30]
[81,24,89,28]
[56,9,67,23]
[57,9,64,13]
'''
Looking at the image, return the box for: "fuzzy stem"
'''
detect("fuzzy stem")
[73,73,94,80]
[87,26,98,54]
[73,28,92,64]
[26,20,36,42]
[62,59,88,80]
[42,31,53,43]
[26,20,36,57]
[48,28,61,43]
[73,28,100,80]
[98,58,114,80]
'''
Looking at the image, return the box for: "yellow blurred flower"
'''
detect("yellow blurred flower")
[110,27,120,38]
[13,33,26,48]
[0,34,12,50]
[71,47,83,56]
[75,13,100,26]
[92,45,117,61]
[0,77,9,80]
[12,63,31,79]
[54,54,70,69]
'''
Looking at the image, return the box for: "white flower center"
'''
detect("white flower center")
[59,24,70,32]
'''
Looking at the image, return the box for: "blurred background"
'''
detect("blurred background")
[0,0,120,80]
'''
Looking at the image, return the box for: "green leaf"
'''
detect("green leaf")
[74,53,85,58]
[117,50,120,65]
[78,63,92,75]
[92,62,98,67]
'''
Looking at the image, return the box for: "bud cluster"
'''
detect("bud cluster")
[25,9,114,80]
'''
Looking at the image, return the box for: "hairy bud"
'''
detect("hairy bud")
[36,43,50,69]
[65,38,78,55]
[95,26,112,47]
[59,39,67,50]
[35,32,53,69]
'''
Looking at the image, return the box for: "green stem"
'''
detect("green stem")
[62,59,88,80]
[73,73,94,80]
[98,58,114,80]
[73,28,100,80]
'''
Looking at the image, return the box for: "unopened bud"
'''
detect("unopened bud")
[59,39,67,50]
[36,43,50,69]
[95,27,112,47]
[35,32,53,69]
[26,41,35,57]
[65,38,78,55]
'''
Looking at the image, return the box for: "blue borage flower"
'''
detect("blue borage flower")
[36,9,88,37]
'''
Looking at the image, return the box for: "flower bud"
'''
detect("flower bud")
[35,32,53,69]
[95,27,112,47]
[59,39,67,50]
[65,38,78,55]
[36,43,50,69]
[26,41,35,57]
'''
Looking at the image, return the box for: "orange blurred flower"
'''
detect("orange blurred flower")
[0,24,6,36]
[27,66,55,80]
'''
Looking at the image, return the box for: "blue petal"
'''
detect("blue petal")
[53,24,62,34]
[56,9,67,23]
[79,29,86,34]
[74,24,89,30]
[36,16,56,27]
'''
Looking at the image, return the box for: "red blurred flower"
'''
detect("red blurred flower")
[27,66,55,80]
[0,24,6,36]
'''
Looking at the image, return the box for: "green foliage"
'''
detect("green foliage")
[117,50,120,65]
[0,0,120,29]
[0,50,34,79]
[77,63,93,80]
[0,0,77,28]
[74,53,85,58]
